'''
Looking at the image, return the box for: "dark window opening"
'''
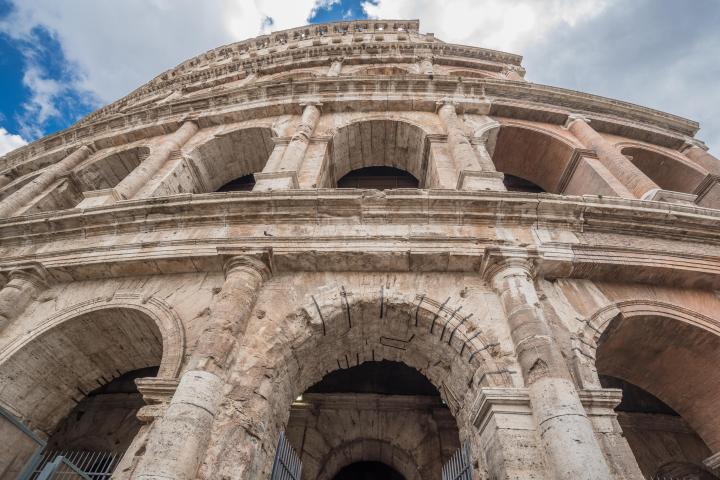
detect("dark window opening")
[502,174,545,193]
[217,174,255,192]
[337,166,419,190]
[333,461,405,480]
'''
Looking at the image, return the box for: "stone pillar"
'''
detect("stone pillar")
[0,174,13,189]
[567,117,658,199]
[254,104,320,191]
[0,145,93,218]
[134,255,270,480]
[0,265,48,332]
[483,255,613,480]
[327,57,343,77]
[114,120,199,200]
[418,54,434,75]
[437,102,505,190]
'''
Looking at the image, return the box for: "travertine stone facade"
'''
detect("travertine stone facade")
[0,19,719,480]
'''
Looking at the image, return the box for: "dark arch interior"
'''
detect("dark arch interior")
[333,461,405,480]
[307,360,439,395]
[216,173,256,192]
[337,166,419,190]
[502,173,545,193]
[47,366,159,452]
[285,360,460,479]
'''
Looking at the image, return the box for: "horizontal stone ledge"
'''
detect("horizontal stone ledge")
[1,241,719,288]
[0,190,718,244]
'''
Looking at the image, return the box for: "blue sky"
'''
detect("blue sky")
[0,0,718,156]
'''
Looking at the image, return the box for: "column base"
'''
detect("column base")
[253,171,299,191]
[471,388,548,479]
[641,188,697,206]
[77,188,123,208]
[457,170,506,191]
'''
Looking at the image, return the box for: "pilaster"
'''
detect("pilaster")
[0,263,49,332]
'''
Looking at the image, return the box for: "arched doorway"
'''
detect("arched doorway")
[595,312,720,479]
[0,307,171,478]
[203,289,512,479]
[287,360,458,479]
[330,120,428,188]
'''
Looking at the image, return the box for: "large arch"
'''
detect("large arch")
[0,296,184,433]
[202,288,511,479]
[330,119,429,186]
[581,300,720,476]
[74,146,150,192]
[186,126,274,193]
[487,123,578,193]
[618,143,708,194]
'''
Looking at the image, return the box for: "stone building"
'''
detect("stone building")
[0,18,719,480]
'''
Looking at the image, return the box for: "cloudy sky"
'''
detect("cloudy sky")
[0,0,718,156]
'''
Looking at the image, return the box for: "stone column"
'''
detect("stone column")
[0,145,93,218]
[254,104,320,191]
[567,117,658,199]
[437,102,505,190]
[134,255,270,480]
[0,174,13,189]
[327,57,343,77]
[483,255,613,480]
[0,265,48,332]
[114,120,199,200]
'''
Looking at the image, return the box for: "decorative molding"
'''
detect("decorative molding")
[471,387,533,435]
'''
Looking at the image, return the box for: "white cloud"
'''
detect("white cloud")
[362,0,614,53]
[0,0,322,130]
[0,128,28,156]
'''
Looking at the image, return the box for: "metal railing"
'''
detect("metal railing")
[28,449,121,480]
[442,441,473,480]
[270,431,302,480]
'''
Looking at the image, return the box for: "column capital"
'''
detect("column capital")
[299,101,323,110]
[479,248,537,288]
[564,113,591,129]
[7,263,50,290]
[219,251,272,281]
[682,136,709,152]
[436,100,458,113]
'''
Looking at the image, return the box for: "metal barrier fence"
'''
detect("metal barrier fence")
[441,441,473,480]
[270,431,302,480]
[29,450,120,480]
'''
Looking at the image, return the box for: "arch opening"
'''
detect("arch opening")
[75,146,149,192]
[331,120,428,187]
[502,173,545,193]
[288,360,459,480]
[0,307,166,478]
[337,166,419,189]
[207,290,511,479]
[620,146,707,194]
[596,313,720,479]
[489,125,574,193]
[189,127,274,193]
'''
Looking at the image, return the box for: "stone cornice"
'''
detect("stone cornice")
[1,77,698,174]
[0,192,719,287]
